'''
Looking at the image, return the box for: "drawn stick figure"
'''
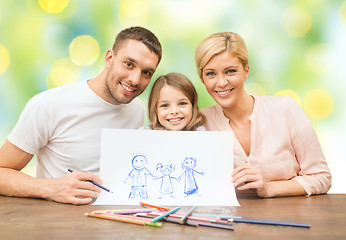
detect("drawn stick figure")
[156,163,177,199]
[123,154,155,199]
[178,157,204,197]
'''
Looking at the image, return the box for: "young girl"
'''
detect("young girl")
[144,72,205,131]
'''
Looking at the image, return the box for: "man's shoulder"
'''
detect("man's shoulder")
[34,82,85,102]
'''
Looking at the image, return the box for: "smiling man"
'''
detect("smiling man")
[0,26,162,205]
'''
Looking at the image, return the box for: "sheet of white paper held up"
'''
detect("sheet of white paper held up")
[93,129,239,206]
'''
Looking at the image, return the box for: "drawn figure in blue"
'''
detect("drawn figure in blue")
[123,154,155,199]
[156,163,177,199]
[178,157,204,197]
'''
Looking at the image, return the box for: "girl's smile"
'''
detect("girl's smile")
[157,85,193,131]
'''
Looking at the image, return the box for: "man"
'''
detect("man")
[0,26,162,205]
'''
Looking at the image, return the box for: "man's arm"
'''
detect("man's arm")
[0,140,102,204]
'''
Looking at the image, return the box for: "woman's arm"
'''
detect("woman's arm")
[232,164,306,198]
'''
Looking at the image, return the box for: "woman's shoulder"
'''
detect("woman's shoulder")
[200,104,223,117]
[254,95,299,110]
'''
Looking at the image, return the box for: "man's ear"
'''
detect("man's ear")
[104,49,114,67]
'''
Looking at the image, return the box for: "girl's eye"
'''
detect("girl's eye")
[160,104,168,108]
[179,102,187,106]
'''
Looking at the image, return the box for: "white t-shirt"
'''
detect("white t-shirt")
[8,81,145,178]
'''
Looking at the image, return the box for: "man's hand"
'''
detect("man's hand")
[44,171,102,205]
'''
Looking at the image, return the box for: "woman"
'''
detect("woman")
[195,32,331,198]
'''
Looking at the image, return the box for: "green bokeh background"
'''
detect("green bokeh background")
[0,0,345,193]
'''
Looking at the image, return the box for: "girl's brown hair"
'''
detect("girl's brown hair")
[148,73,205,131]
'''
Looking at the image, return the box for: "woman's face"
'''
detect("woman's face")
[201,51,249,109]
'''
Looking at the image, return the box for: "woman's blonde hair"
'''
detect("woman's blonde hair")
[148,73,205,131]
[195,32,248,80]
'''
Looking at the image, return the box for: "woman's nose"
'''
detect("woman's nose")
[216,75,228,87]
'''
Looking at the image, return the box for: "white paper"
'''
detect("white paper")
[93,129,239,206]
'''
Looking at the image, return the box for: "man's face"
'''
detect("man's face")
[104,39,159,105]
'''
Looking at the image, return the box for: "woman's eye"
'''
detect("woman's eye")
[205,72,215,77]
[227,69,236,74]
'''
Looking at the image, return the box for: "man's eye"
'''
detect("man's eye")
[143,70,152,77]
[125,62,132,67]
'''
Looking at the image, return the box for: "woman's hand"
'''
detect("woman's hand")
[232,164,271,198]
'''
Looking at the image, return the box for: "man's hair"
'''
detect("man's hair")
[112,26,162,64]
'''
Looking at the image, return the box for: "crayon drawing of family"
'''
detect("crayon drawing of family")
[123,154,204,199]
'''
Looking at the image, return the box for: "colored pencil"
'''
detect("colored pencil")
[92,208,155,215]
[145,211,222,223]
[138,213,232,230]
[139,202,170,211]
[180,206,196,224]
[229,218,310,228]
[85,213,162,227]
[68,169,114,194]
[151,206,181,223]
[195,213,241,219]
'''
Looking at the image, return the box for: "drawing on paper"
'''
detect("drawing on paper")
[123,154,156,199]
[178,157,204,197]
[155,163,178,199]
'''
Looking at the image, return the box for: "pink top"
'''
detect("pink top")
[201,95,331,196]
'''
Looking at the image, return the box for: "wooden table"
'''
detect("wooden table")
[1,193,345,240]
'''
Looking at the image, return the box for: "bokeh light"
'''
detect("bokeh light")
[69,35,100,67]
[118,0,149,27]
[339,1,346,26]
[39,0,70,14]
[281,6,312,37]
[303,88,334,120]
[43,24,73,57]
[245,82,267,96]
[306,44,334,75]
[46,58,81,89]
[274,89,302,106]
[0,45,10,74]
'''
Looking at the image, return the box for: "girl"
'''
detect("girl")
[195,32,331,198]
[144,72,205,131]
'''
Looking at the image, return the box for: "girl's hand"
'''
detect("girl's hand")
[232,164,271,198]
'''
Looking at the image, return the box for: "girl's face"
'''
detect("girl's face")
[157,85,193,131]
[202,51,249,110]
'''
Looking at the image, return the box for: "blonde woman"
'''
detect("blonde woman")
[195,32,331,198]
